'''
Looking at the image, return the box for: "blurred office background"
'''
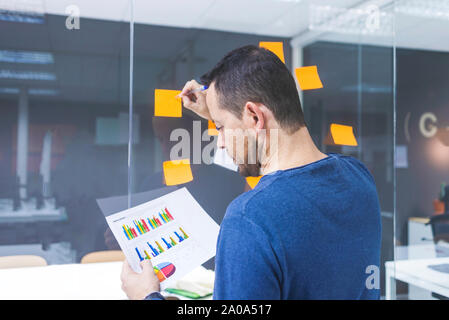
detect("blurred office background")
[0,0,448,299]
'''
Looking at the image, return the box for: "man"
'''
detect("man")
[121,45,381,300]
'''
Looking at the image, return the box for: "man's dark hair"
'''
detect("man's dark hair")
[200,45,305,133]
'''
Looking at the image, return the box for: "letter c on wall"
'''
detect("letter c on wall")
[419,112,437,138]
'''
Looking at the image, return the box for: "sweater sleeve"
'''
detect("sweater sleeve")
[213,214,281,300]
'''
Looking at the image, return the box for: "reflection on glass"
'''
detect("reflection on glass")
[392,0,449,299]
[0,8,130,263]
[0,0,415,300]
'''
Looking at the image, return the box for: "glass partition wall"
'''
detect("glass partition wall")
[0,1,131,263]
[290,1,395,298]
[129,0,396,294]
[391,0,449,300]
[0,0,409,299]
[130,0,296,271]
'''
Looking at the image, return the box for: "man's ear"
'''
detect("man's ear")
[243,102,265,132]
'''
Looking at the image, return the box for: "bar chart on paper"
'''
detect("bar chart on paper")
[105,188,220,289]
[134,226,190,261]
[121,207,175,240]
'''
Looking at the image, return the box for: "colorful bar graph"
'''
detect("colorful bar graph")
[142,219,150,232]
[174,231,185,242]
[155,241,165,253]
[135,227,190,260]
[122,226,130,240]
[135,248,144,261]
[122,207,175,240]
[135,247,152,261]
[134,221,142,234]
[164,208,174,220]
[148,242,159,257]
[179,227,189,239]
[123,224,139,240]
[162,237,172,249]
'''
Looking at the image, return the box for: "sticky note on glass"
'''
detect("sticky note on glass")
[208,120,218,136]
[163,159,193,186]
[154,89,182,117]
[330,124,358,146]
[259,42,285,63]
[246,176,262,189]
[295,66,323,90]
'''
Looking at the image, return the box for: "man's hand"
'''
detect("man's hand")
[180,79,211,120]
[120,259,160,300]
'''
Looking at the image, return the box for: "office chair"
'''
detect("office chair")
[0,255,48,269]
[426,184,449,244]
[427,214,449,244]
[80,250,125,264]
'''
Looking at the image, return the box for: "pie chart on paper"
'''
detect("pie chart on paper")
[154,262,176,282]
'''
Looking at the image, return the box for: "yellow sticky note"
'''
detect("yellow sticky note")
[163,159,193,186]
[259,42,285,63]
[330,124,358,146]
[154,89,182,117]
[246,176,262,189]
[295,66,323,90]
[208,120,218,136]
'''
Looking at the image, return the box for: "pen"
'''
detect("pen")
[177,85,208,98]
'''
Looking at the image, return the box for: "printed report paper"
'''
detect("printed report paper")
[105,187,220,289]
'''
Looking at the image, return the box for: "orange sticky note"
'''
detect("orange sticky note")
[330,124,358,146]
[154,89,182,117]
[246,176,262,189]
[259,42,285,63]
[208,120,218,136]
[162,159,193,186]
[295,66,323,90]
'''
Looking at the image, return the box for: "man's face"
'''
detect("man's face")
[206,82,260,177]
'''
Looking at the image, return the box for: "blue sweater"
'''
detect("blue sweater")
[213,154,381,300]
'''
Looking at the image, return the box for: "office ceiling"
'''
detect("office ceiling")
[0,6,290,106]
[0,0,447,106]
[26,0,449,52]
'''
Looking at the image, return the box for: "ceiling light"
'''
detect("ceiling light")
[0,10,44,23]
[0,0,45,24]
[29,88,58,95]
[0,87,58,95]
[395,0,449,20]
[0,50,54,64]
[342,83,392,93]
[0,87,19,94]
[0,70,56,80]
[309,4,394,36]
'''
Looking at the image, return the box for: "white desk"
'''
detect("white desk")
[0,261,127,299]
[385,257,449,300]
[0,261,214,300]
